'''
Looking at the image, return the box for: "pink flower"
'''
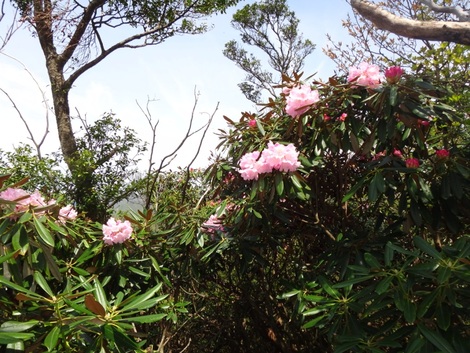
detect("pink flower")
[238,142,301,180]
[285,84,320,118]
[339,113,347,122]
[436,149,450,159]
[239,151,263,181]
[0,188,51,216]
[323,114,331,121]
[385,66,404,84]
[58,205,78,224]
[202,214,225,235]
[405,158,420,169]
[262,142,301,173]
[373,151,386,160]
[102,218,133,245]
[417,119,430,127]
[248,119,257,128]
[393,149,403,158]
[347,62,382,88]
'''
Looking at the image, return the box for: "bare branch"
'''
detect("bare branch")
[0,54,51,157]
[141,89,217,209]
[350,0,470,45]
[0,3,21,51]
[417,0,470,22]
[181,93,218,204]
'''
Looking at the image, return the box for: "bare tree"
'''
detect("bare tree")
[11,0,239,171]
[137,89,217,209]
[0,0,22,51]
[350,0,470,45]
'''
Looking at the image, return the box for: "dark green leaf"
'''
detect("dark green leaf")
[413,236,442,259]
[418,324,456,353]
[33,217,54,247]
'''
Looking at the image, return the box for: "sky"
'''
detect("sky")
[0,0,352,170]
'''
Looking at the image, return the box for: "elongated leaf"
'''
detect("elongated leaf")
[302,314,325,329]
[85,294,106,316]
[119,313,166,324]
[0,332,34,345]
[33,271,54,298]
[342,178,366,203]
[94,279,108,310]
[332,275,374,288]
[44,326,60,352]
[413,236,442,259]
[121,283,163,312]
[0,320,39,333]
[6,340,25,351]
[0,249,20,265]
[121,295,169,312]
[418,324,456,353]
[274,173,284,196]
[0,276,42,300]
[35,240,62,282]
[33,217,54,247]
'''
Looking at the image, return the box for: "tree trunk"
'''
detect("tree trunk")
[33,0,78,169]
[48,67,78,167]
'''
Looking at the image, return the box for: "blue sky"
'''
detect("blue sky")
[0,0,352,169]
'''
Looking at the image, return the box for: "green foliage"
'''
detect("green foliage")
[196,67,469,351]
[68,113,147,222]
[0,144,65,199]
[224,0,315,103]
[0,176,186,352]
[293,236,470,353]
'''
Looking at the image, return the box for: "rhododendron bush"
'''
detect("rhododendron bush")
[0,62,469,352]
[0,177,182,351]
[201,65,470,352]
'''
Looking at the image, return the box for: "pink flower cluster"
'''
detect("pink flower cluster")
[0,187,77,222]
[58,205,78,224]
[0,188,49,212]
[102,217,133,245]
[239,141,301,181]
[347,62,382,88]
[284,84,320,118]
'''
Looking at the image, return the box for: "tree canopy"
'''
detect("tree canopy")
[223,0,314,103]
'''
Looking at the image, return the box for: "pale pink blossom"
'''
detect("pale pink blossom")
[385,66,404,84]
[238,142,301,180]
[202,214,225,235]
[58,205,78,224]
[436,149,450,159]
[0,188,51,215]
[239,151,263,181]
[262,142,301,173]
[285,84,320,118]
[406,158,420,169]
[347,62,382,88]
[102,218,133,245]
